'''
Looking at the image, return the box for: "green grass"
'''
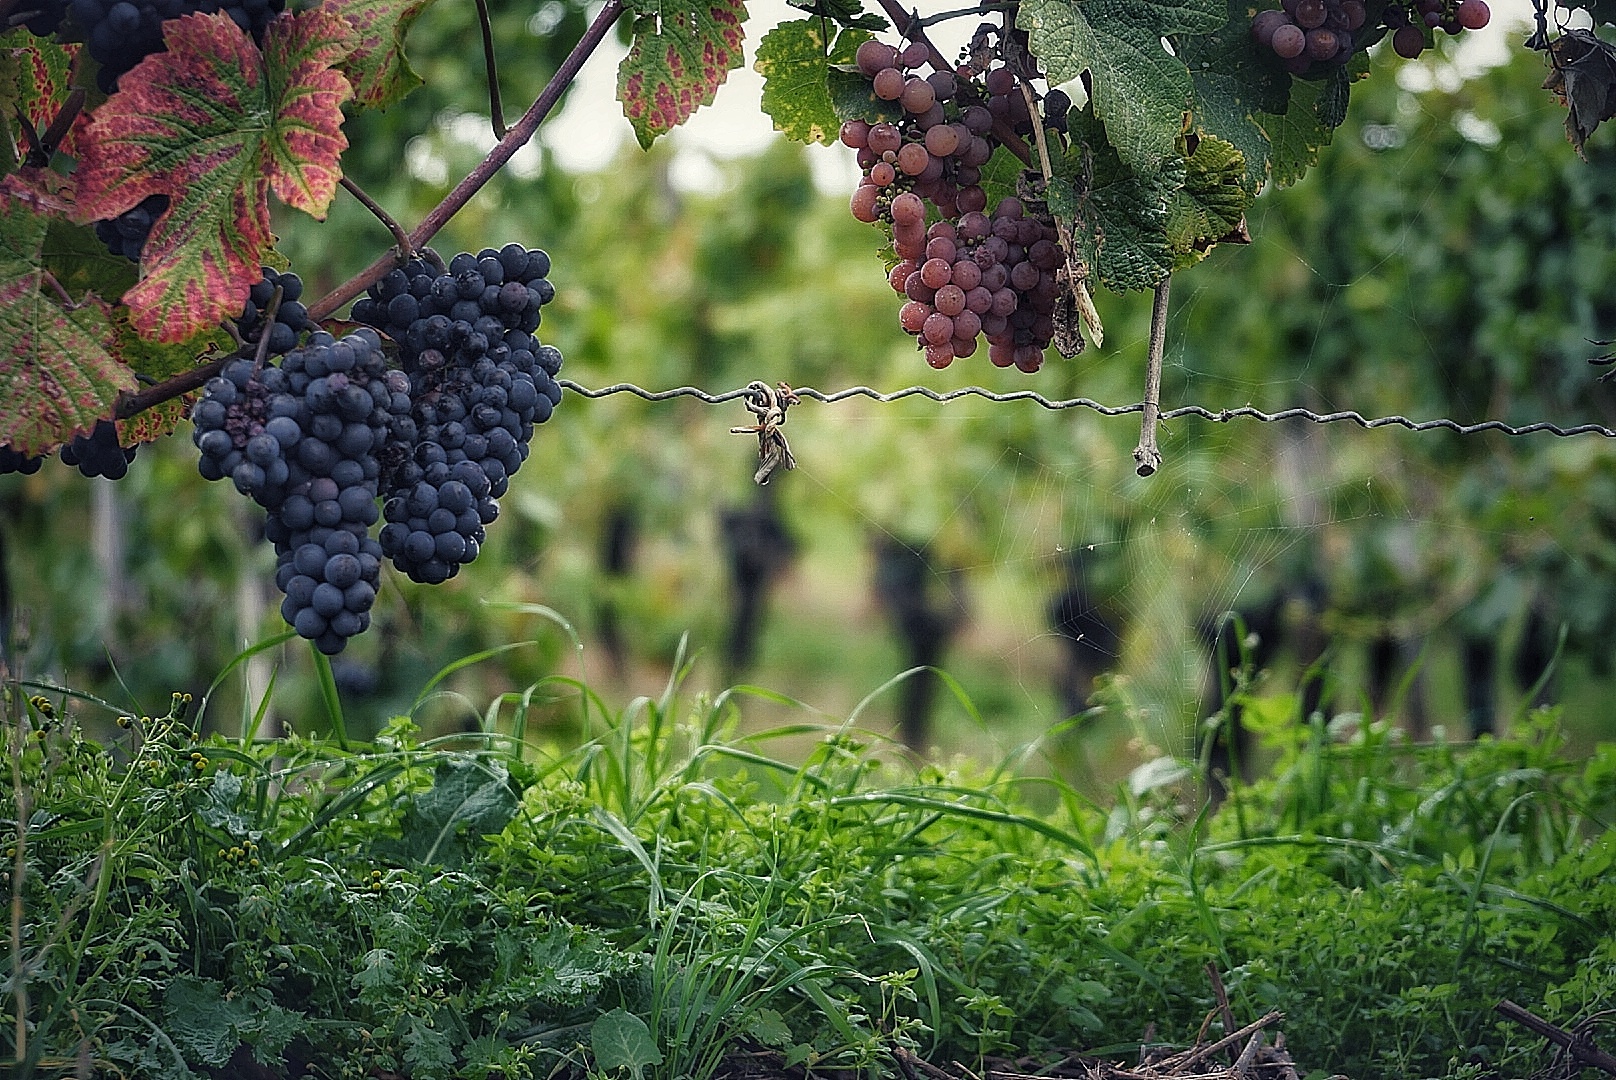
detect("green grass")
[2,642,1614,1080]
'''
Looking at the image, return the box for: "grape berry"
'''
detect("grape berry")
[0,446,45,475]
[94,195,169,263]
[234,266,311,356]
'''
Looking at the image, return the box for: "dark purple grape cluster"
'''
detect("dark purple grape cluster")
[351,247,563,585]
[190,331,407,654]
[17,0,70,39]
[842,36,1071,371]
[93,194,168,262]
[234,267,310,355]
[61,419,137,479]
[1250,0,1488,71]
[0,446,45,475]
[183,246,563,649]
[67,0,287,92]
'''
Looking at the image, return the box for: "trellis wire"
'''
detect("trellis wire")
[556,380,1616,439]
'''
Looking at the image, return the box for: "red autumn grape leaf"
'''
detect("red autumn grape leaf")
[74,10,355,343]
[617,0,747,148]
[0,170,130,456]
[324,0,437,109]
[0,31,87,171]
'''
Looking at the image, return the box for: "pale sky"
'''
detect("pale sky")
[534,0,1542,194]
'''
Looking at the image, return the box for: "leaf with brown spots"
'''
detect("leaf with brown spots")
[617,0,747,148]
[0,170,130,456]
[73,10,355,343]
[1,30,89,168]
[324,0,437,109]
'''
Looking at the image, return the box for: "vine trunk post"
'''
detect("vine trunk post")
[1134,276,1171,476]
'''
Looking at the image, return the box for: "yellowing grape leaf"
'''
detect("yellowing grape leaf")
[1018,0,1225,174]
[1257,73,1336,187]
[74,10,355,343]
[1166,132,1248,270]
[755,19,868,144]
[0,171,129,456]
[324,0,437,109]
[618,0,747,148]
[1178,0,1288,194]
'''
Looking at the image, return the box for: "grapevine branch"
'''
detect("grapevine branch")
[1133,276,1170,476]
[305,0,625,322]
[912,2,1013,29]
[32,89,84,164]
[115,0,626,422]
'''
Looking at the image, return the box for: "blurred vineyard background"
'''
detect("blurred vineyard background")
[3,0,1615,794]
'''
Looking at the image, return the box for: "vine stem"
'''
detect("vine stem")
[1133,275,1171,476]
[474,0,508,139]
[37,89,83,161]
[340,176,412,257]
[911,1,1013,29]
[115,0,625,423]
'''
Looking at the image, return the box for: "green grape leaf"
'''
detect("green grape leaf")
[1178,0,1288,194]
[74,10,355,343]
[1257,72,1336,186]
[785,0,885,31]
[325,0,437,109]
[756,20,869,144]
[0,170,130,456]
[617,0,747,148]
[827,64,904,123]
[1018,0,1225,173]
[42,218,138,302]
[1314,64,1352,128]
[1057,106,1183,292]
[977,144,1031,218]
[1166,132,1248,270]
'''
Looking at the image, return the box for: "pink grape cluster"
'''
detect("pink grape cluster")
[1384,0,1490,58]
[843,38,1068,372]
[1250,0,1489,73]
[1250,0,1366,73]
